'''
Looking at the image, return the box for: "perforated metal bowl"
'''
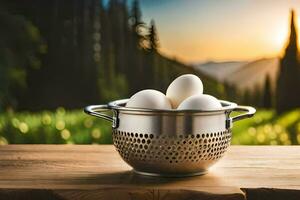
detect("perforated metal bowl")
[84,99,255,177]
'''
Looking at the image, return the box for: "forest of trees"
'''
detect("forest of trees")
[221,79,272,110]
[0,0,222,111]
[1,1,298,112]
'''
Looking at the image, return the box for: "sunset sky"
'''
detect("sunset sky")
[139,0,300,63]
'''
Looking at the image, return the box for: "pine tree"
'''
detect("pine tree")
[243,89,251,105]
[130,0,142,26]
[223,81,238,103]
[129,0,146,49]
[144,19,159,88]
[252,85,262,108]
[276,10,300,113]
[128,0,146,92]
[147,19,159,52]
[262,75,272,108]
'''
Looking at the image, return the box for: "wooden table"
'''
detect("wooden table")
[1,145,300,200]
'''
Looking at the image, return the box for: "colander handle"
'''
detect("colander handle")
[84,105,118,128]
[231,106,256,123]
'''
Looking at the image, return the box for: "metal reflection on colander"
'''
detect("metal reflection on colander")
[84,99,255,177]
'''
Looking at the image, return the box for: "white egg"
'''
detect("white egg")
[177,94,222,110]
[166,74,203,108]
[126,89,172,109]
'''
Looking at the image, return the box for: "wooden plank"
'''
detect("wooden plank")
[0,189,244,200]
[0,145,300,199]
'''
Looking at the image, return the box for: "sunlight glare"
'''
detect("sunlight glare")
[272,25,288,51]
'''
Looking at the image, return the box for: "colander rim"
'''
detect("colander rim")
[107,98,237,114]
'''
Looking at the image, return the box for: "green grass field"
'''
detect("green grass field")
[0,108,112,144]
[232,109,300,145]
[0,108,299,145]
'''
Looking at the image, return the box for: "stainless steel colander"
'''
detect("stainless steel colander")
[84,99,255,177]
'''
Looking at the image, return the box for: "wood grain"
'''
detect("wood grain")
[0,189,244,200]
[0,145,299,199]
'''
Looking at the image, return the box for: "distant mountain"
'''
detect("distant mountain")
[226,58,279,91]
[194,57,280,91]
[194,61,247,82]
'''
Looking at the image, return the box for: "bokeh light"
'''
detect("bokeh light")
[61,129,71,140]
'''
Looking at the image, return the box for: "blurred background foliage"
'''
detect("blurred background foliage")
[1,109,300,145]
[0,0,300,145]
[0,0,221,111]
